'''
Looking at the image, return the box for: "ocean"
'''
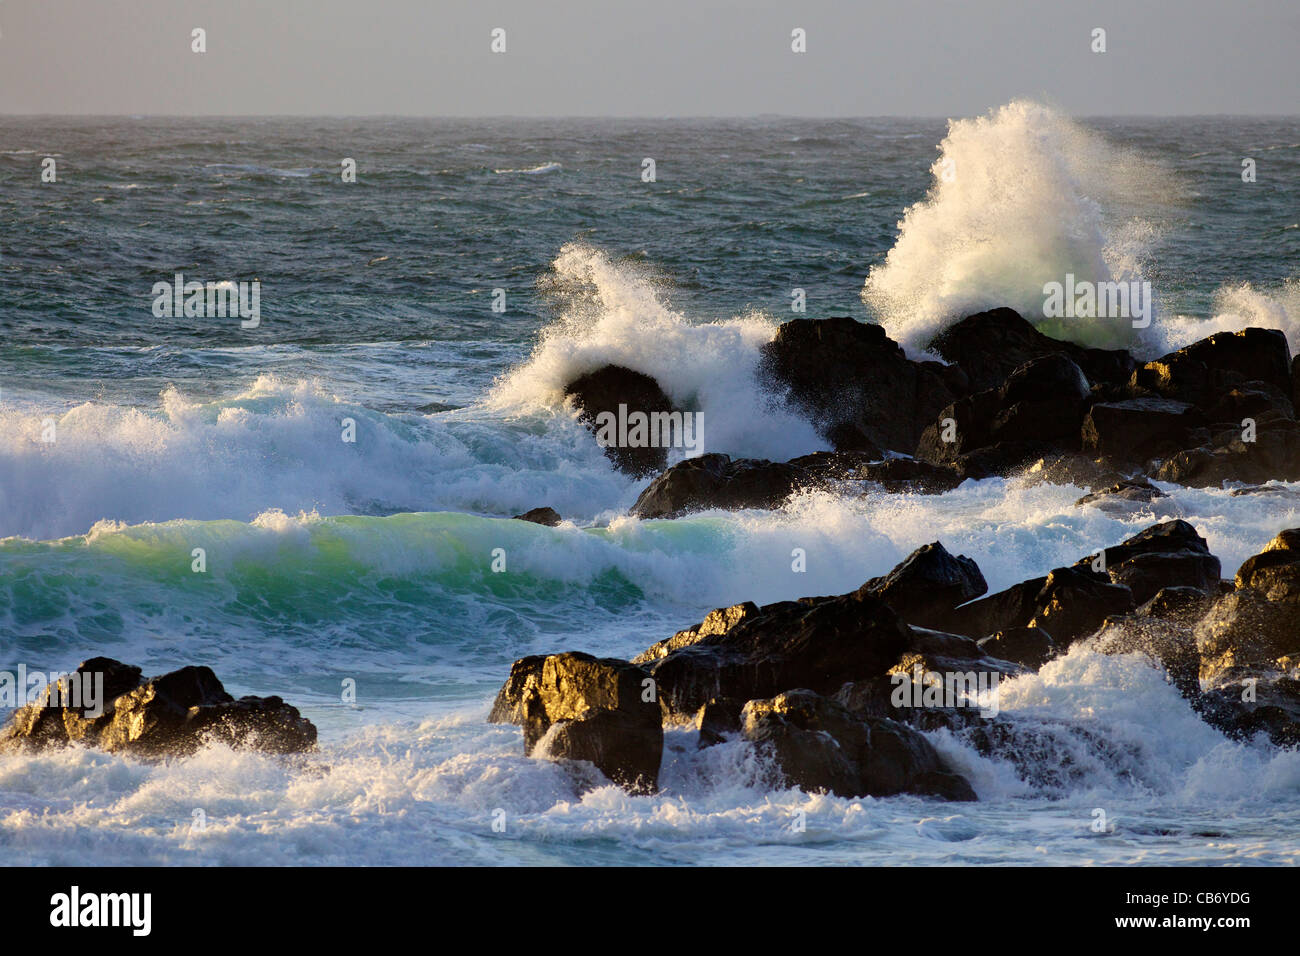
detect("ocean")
[1,101,1299,865]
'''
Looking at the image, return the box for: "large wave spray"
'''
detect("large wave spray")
[491,244,823,462]
[862,100,1167,353]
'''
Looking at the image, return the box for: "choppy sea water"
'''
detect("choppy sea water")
[1,104,1298,865]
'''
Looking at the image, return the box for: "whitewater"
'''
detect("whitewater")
[0,103,1298,864]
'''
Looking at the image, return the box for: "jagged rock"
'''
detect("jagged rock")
[945,576,1049,640]
[632,603,759,665]
[786,450,879,480]
[741,689,976,800]
[916,355,1091,470]
[977,627,1057,670]
[759,316,957,453]
[630,453,806,518]
[824,422,884,456]
[1028,567,1135,645]
[1020,454,1130,489]
[1076,519,1222,606]
[512,506,562,527]
[564,364,676,476]
[641,591,913,720]
[1130,328,1293,411]
[926,307,1135,391]
[1,658,317,757]
[857,542,988,631]
[1093,587,1211,696]
[502,652,662,793]
[1082,398,1207,462]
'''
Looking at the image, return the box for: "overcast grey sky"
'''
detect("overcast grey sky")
[0,0,1295,116]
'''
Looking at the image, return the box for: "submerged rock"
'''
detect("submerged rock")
[512,506,563,526]
[1,658,317,757]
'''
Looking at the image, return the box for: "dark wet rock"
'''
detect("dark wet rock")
[1194,675,1300,747]
[741,688,976,800]
[1082,398,1207,462]
[926,307,1135,391]
[856,542,988,631]
[916,355,1091,471]
[1151,420,1300,486]
[977,627,1057,671]
[824,422,885,457]
[1,658,317,757]
[488,655,546,724]
[1028,567,1136,645]
[857,457,963,493]
[786,450,879,479]
[1235,528,1300,590]
[948,441,1064,480]
[1075,519,1222,606]
[695,697,744,748]
[759,316,957,453]
[640,591,913,720]
[1191,529,1300,685]
[1075,478,1167,509]
[945,576,1050,640]
[502,652,662,793]
[564,364,676,477]
[1131,328,1293,411]
[956,716,1147,795]
[630,453,806,518]
[512,506,562,527]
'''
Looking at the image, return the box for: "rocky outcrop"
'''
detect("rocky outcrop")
[759,316,958,454]
[1082,398,1207,462]
[741,689,976,800]
[564,364,677,477]
[490,652,662,793]
[1130,328,1293,412]
[926,307,1135,392]
[1,658,317,757]
[642,591,914,720]
[857,542,988,631]
[944,520,1220,646]
[630,453,807,518]
[915,354,1092,475]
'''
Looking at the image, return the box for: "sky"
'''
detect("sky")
[0,0,1296,117]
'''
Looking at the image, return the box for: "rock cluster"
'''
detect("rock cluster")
[492,521,1300,794]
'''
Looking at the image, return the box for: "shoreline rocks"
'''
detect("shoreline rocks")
[1,658,317,757]
[556,311,1299,521]
[489,518,1300,796]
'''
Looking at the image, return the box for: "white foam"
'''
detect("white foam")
[862,100,1171,355]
